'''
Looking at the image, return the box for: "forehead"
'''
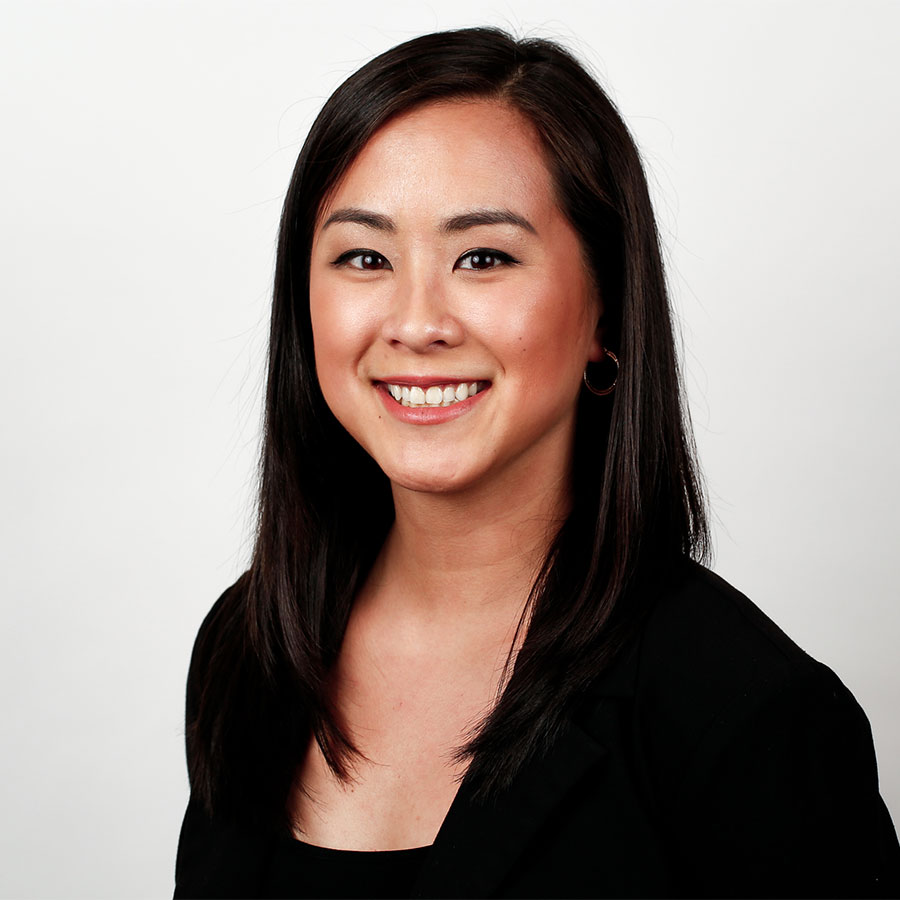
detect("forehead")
[318,99,557,225]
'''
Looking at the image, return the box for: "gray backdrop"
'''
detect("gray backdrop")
[2,1,898,896]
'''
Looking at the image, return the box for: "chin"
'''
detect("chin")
[379,458,479,496]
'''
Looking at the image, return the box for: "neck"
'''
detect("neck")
[363,465,571,627]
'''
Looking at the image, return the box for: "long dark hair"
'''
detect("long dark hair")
[185,26,709,831]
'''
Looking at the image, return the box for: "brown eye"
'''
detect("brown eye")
[469,252,496,269]
[333,250,392,271]
[357,252,388,270]
[455,249,517,271]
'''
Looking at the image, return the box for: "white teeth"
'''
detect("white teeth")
[384,381,484,408]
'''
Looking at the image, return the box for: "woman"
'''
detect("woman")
[174,27,900,899]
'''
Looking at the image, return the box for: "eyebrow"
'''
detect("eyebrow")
[440,208,537,235]
[321,207,396,232]
[320,206,537,236]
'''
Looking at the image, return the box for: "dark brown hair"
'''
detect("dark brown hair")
[185,26,708,831]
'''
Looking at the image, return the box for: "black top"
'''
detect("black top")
[260,837,430,899]
[174,562,900,898]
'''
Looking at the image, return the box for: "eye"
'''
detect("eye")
[332,249,392,271]
[454,248,519,271]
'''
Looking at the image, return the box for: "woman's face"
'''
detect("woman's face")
[309,99,602,497]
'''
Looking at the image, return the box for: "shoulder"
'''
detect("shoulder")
[193,574,249,644]
[635,560,855,738]
[179,573,262,861]
[615,562,900,896]
[184,574,250,725]
[626,560,872,779]
[644,559,824,677]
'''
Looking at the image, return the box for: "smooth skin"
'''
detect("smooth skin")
[291,99,604,851]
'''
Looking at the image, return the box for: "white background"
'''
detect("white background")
[2,1,898,896]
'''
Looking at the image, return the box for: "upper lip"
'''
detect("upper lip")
[373,376,488,387]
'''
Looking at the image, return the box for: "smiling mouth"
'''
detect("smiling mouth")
[380,381,488,408]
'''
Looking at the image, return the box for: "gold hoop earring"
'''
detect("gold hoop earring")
[583,349,618,396]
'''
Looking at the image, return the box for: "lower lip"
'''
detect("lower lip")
[375,383,489,424]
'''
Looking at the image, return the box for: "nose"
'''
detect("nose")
[379,268,464,352]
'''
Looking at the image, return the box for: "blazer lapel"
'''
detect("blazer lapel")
[411,714,608,899]
[411,637,641,898]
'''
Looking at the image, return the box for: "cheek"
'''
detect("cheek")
[309,287,373,446]
[490,273,595,387]
[309,280,378,385]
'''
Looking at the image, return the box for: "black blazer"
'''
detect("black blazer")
[174,563,900,898]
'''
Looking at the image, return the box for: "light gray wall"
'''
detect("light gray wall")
[1,1,897,896]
